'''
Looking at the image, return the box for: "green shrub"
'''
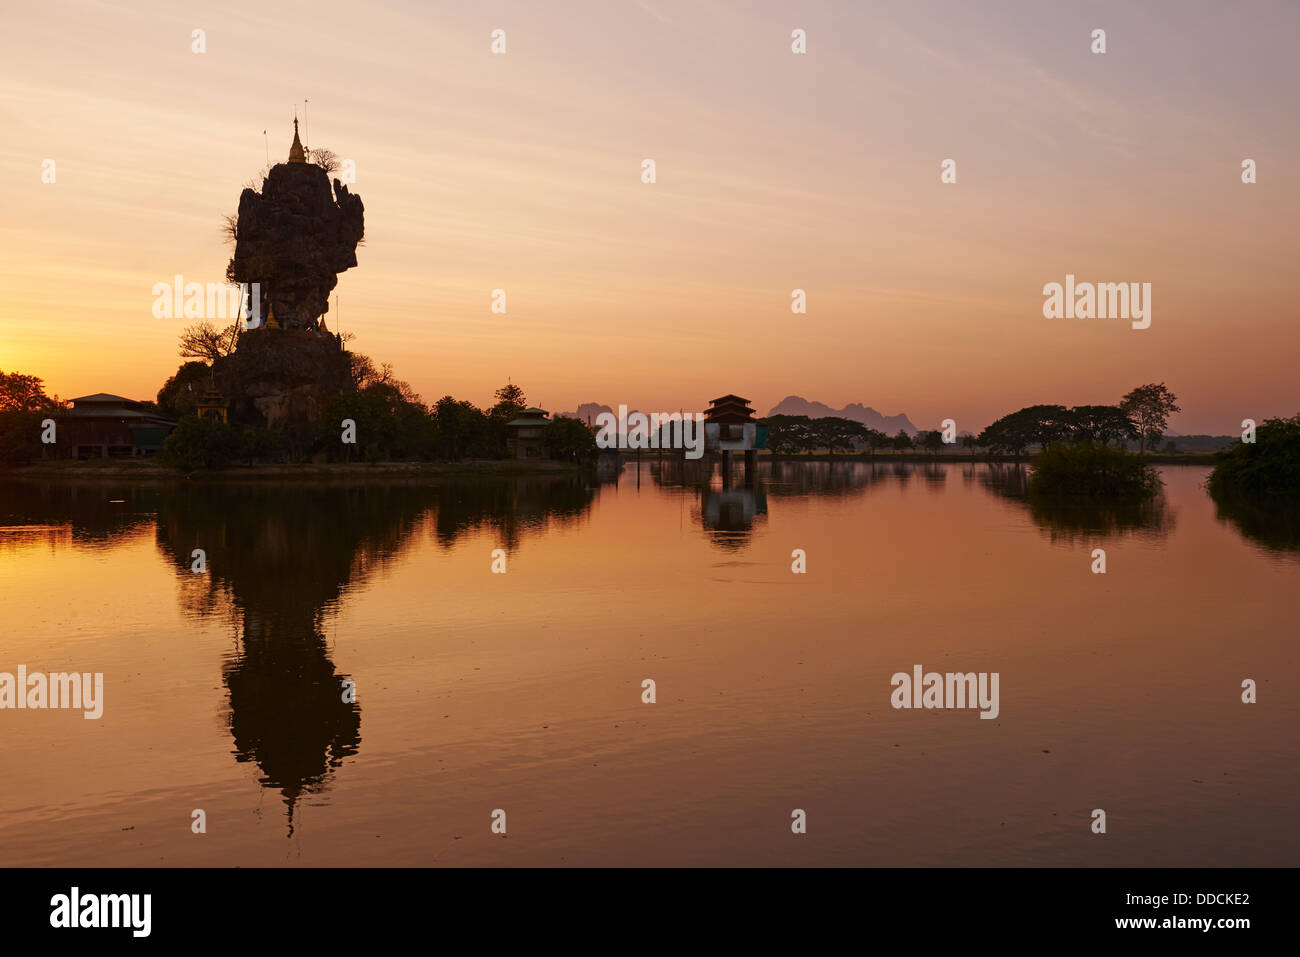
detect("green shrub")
[1209,414,1300,501]
[162,416,239,470]
[1028,442,1161,497]
[236,427,282,466]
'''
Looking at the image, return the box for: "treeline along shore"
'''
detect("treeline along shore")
[1,359,1296,502]
[4,457,588,482]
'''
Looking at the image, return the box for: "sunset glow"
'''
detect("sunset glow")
[4,0,1296,430]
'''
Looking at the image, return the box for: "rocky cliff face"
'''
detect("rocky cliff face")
[214,153,365,452]
[228,162,364,331]
[213,330,353,452]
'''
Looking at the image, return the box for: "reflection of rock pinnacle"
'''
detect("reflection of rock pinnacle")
[225,614,361,835]
[150,481,597,835]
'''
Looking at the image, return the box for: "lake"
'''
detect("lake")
[0,461,1295,866]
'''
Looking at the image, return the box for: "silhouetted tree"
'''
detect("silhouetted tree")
[764,414,816,453]
[492,382,527,417]
[1068,405,1138,446]
[0,370,58,412]
[814,416,869,454]
[307,147,341,175]
[156,361,211,419]
[431,396,489,460]
[978,405,1071,456]
[543,415,597,462]
[867,429,893,455]
[1121,383,1180,454]
[0,370,61,466]
[178,322,239,362]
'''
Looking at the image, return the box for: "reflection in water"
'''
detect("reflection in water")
[154,486,406,833]
[918,461,948,488]
[765,459,907,498]
[428,475,596,551]
[982,463,1030,499]
[0,482,160,548]
[1210,492,1300,557]
[698,486,768,549]
[151,480,597,829]
[743,460,892,499]
[979,463,1174,542]
[651,458,914,549]
[649,456,713,490]
[2,464,1298,867]
[1,477,597,833]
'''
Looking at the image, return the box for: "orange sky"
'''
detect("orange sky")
[2,0,1296,433]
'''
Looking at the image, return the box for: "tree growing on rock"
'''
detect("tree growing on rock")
[178,322,240,363]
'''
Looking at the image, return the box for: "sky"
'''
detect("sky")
[1,0,1297,434]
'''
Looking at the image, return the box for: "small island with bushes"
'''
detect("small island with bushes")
[1206,414,1300,553]
[1027,442,1161,498]
[1208,414,1300,501]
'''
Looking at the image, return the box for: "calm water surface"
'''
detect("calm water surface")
[0,461,1295,866]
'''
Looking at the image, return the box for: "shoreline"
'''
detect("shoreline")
[3,459,591,483]
[2,450,1219,483]
[618,451,1218,465]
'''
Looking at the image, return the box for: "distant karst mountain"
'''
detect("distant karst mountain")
[767,396,918,435]
[555,402,615,423]
[557,398,921,435]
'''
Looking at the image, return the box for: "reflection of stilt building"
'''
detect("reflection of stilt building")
[700,485,768,548]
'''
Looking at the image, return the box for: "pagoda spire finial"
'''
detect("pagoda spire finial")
[288,117,306,163]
